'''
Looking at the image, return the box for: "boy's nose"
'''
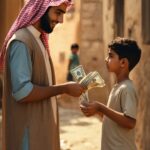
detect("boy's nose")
[105,56,108,62]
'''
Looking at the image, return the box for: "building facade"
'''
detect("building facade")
[0,0,150,148]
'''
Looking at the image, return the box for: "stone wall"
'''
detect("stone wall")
[122,1,150,149]
[124,1,150,149]
[80,0,109,104]
[103,0,116,88]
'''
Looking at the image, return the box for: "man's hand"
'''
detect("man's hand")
[64,82,84,97]
[20,82,84,103]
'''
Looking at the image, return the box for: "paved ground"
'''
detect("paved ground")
[0,107,102,150]
[59,107,102,150]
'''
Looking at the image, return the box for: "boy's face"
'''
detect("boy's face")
[71,48,79,54]
[105,48,122,73]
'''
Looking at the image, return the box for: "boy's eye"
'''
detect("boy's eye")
[108,54,113,58]
[108,52,114,58]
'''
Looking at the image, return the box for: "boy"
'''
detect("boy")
[67,43,80,81]
[80,37,141,150]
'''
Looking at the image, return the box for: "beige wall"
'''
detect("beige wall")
[0,0,23,148]
[0,0,23,104]
[120,1,150,148]
[103,0,116,89]
[0,0,23,48]
[124,1,150,149]
[80,0,109,103]
[49,0,81,84]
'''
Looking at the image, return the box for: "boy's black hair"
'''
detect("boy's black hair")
[108,37,141,71]
[71,43,79,50]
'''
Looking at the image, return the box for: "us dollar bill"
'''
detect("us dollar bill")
[71,65,89,102]
[70,66,105,103]
[80,92,89,103]
[70,65,86,82]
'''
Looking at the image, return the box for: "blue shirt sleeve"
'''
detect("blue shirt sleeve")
[9,40,33,101]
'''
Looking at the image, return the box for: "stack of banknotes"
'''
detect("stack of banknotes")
[70,65,105,102]
[79,71,105,90]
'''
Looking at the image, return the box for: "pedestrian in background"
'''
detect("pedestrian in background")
[67,43,80,81]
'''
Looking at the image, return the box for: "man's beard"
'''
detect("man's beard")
[40,9,53,33]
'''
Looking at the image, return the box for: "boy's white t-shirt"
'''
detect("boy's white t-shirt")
[101,80,138,150]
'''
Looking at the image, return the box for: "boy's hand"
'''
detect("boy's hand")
[80,101,100,117]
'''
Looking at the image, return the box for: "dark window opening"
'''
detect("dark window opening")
[114,0,124,37]
[142,0,150,44]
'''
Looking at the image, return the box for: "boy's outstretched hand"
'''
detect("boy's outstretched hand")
[80,101,101,117]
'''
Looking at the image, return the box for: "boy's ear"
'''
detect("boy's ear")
[120,58,128,68]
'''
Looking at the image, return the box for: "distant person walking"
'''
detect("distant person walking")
[67,43,80,81]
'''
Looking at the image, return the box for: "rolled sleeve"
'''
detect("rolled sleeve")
[13,82,33,101]
[9,40,33,101]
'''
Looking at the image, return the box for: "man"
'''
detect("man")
[1,0,84,149]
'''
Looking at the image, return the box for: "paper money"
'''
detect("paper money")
[79,71,105,90]
[70,65,89,102]
[70,65,86,82]
[70,65,105,103]
[80,92,89,103]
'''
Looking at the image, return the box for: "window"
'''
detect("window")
[142,0,150,44]
[114,0,124,37]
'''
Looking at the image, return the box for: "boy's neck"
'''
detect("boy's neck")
[115,71,129,83]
